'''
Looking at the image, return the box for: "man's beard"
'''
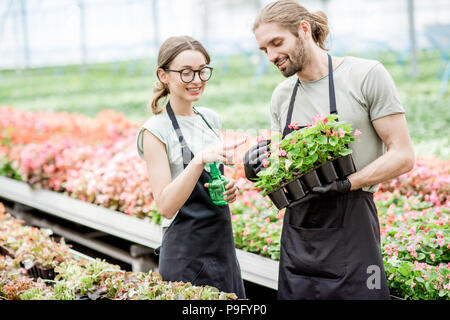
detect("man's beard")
[277,37,309,77]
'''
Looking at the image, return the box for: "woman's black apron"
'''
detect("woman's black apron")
[277,54,390,300]
[157,102,246,298]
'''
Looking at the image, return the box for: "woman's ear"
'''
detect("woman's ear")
[157,68,168,84]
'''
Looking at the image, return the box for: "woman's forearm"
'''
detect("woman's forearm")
[155,157,205,219]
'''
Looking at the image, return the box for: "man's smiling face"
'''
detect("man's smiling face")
[254,22,310,77]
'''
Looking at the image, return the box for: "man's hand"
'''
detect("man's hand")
[288,178,352,207]
[312,178,352,196]
[243,139,270,181]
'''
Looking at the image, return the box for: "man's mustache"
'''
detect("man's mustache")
[274,55,289,66]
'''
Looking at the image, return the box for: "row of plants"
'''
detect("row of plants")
[0,204,237,300]
[0,108,448,299]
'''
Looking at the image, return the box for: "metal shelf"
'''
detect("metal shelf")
[0,176,279,289]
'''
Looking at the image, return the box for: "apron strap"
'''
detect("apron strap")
[328,53,337,115]
[282,53,338,139]
[193,106,221,139]
[166,102,195,168]
[282,79,300,138]
[166,102,221,169]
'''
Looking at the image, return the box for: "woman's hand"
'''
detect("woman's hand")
[204,179,239,203]
[222,179,239,203]
[193,138,247,166]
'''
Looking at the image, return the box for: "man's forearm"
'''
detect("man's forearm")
[348,148,415,191]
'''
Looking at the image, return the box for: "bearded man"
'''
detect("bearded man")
[244,0,415,300]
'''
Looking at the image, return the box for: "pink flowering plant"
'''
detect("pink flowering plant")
[229,184,283,260]
[254,114,360,194]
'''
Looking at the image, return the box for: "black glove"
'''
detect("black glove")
[243,139,271,181]
[311,178,352,196]
[288,178,351,207]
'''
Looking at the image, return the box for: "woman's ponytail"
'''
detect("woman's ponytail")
[150,81,169,115]
[310,10,329,50]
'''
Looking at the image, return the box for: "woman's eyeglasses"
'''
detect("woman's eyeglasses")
[164,66,213,83]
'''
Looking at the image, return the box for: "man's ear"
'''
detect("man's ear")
[298,20,311,39]
[156,68,168,84]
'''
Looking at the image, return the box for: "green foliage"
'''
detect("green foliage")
[254,115,357,194]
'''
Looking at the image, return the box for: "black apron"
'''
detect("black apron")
[277,54,390,300]
[157,102,246,298]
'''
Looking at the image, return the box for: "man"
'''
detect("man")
[244,0,415,300]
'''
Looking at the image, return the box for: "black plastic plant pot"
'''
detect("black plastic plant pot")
[317,161,339,184]
[27,266,39,279]
[268,188,290,210]
[38,267,56,280]
[285,177,306,201]
[0,245,14,258]
[301,169,322,191]
[334,154,356,178]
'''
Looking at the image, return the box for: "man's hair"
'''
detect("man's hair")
[253,0,330,50]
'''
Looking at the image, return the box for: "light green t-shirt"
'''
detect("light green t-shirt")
[270,56,405,193]
[136,106,222,230]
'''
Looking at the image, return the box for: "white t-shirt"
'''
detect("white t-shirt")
[137,106,222,230]
[270,56,406,193]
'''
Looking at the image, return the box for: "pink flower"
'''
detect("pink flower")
[312,114,327,124]
[288,122,300,130]
[262,159,269,168]
[278,149,287,157]
[354,129,362,136]
[338,127,346,138]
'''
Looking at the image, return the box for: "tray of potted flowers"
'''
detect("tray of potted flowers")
[254,114,361,209]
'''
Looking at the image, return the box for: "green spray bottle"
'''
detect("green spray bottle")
[207,161,228,206]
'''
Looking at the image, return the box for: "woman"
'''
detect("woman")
[136,36,246,298]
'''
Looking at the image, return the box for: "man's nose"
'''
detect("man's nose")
[267,49,279,64]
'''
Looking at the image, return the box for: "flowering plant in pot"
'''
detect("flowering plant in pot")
[253,114,361,207]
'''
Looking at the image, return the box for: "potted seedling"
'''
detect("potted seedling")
[254,114,361,208]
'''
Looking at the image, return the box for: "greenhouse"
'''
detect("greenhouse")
[0,0,448,310]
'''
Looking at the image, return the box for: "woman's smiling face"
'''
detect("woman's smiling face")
[159,50,209,103]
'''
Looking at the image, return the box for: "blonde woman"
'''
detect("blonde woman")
[137,36,246,298]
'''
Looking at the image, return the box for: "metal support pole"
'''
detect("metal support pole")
[407,0,418,78]
[202,0,209,48]
[19,0,30,69]
[151,0,160,55]
[78,0,88,72]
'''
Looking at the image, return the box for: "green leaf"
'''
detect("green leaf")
[339,148,352,156]
[317,135,327,144]
[329,136,338,146]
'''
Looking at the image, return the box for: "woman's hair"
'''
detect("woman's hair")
[253,0,329,51]
[150,36,211,114]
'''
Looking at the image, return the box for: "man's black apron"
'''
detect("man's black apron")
[157,102,246,298]
[277,54,390,300]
